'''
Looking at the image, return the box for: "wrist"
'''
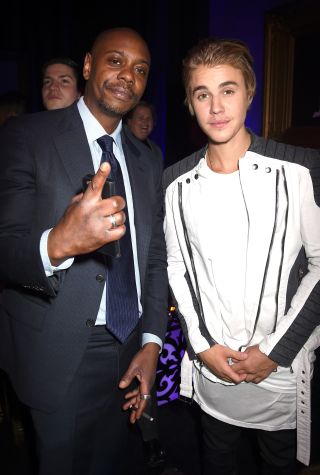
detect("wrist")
[142,342,161,355]
[47,228,69,266]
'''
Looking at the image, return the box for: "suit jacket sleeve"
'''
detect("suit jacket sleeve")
[0,116,59,297]
[250,133,320,366]
[141,147,168,343]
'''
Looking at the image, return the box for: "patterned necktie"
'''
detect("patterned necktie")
[97,135,139,342]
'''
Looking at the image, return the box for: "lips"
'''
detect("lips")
[106,86,134,101]
[209,120,230,129]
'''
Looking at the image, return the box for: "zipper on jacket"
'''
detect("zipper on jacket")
[240,168,280,349]
[272,166,289,333]
[178,181,216,347]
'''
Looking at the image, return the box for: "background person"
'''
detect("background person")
[163,37,320,475]
[125,99,166,470]
[125,100,163,162]
[41,56,82,110]
[0,27,168,475]
[0,90,27,126]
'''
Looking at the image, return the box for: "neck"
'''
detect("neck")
[206,130,251,174]
[83,96,122,134]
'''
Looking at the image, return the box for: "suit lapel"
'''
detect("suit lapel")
[54,105,94,194]
[121,129,151,285]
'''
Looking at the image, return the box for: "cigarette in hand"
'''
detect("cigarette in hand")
[130,406,154,422]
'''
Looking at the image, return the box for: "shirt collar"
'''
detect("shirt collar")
[77,96,123,150]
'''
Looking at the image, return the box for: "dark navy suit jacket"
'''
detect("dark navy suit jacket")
[0,103,168,412]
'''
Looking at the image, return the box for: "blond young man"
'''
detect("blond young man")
[163,38,320,475]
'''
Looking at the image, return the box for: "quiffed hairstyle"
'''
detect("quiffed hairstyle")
[182,38,256,115]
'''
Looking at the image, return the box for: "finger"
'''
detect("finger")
[106,211,126,231]
[71,192,84,204]
[122,397,139,411]
[244,374,259,383]
[229,349,248,361]
[124,388,140,400]
[129,403,148,424]
[131,399,148,422]
[119,369,136,389]
[84,162,111,198]
[227,367,248,384]
[231,362,247,373]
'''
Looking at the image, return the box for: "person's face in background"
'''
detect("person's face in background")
[127,105,154,141]
[42,63,80,110]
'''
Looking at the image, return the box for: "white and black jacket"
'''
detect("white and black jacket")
[163,133,320,368]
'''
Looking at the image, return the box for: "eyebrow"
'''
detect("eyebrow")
[219,81,239,88]
[192,80,239,95]
[43,74,74,80]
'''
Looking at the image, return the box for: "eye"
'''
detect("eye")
[197,92,209,101]
[107,56,122,66]
[223,89,235,95]
[135,66,148,76]
[42,79,51,87]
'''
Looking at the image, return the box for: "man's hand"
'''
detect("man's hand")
[48,162,126,265]
[231,345,278,384]
[119,342,160,423]
[198,344,248,384]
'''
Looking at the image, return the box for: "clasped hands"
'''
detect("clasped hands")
[48,162,126,265]
[198,343,278,385]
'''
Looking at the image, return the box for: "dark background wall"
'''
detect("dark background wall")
[0,0,302,165]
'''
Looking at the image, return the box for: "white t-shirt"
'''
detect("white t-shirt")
[192,159,296,430]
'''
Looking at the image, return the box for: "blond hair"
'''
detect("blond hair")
[182,38,256,115]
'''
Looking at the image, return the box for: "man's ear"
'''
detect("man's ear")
[184,97,195,116]
[83,53,92,80]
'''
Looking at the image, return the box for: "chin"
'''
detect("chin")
[99,99,133,118]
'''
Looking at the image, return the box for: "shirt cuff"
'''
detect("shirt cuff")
[142,333,163,352]
[40,229,74,277]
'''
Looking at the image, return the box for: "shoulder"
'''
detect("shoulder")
[249,131,320,164]
[1,103,80,138]
[147,138,163,159]
[122,126,164,182]
[163,146,206,191]
[249,131,320,204]
[122,125,154,157]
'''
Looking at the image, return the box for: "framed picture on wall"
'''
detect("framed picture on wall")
[263,1,320,147]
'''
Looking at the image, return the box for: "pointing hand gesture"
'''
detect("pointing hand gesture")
[48,162,126,265]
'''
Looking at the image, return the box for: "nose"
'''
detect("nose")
[210,95,223,114]
[48,80,60,91]
[117,66,134,85]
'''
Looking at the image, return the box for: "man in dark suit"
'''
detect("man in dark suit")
[0,27,168,475]
[125,100,164,163]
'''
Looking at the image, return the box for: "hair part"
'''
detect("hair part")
[182,38,256,115]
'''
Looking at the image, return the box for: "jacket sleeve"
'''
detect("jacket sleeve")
[259,168,320,366]
[0,118,59,297]
[140,152,169,344]
[164,183,212,355]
